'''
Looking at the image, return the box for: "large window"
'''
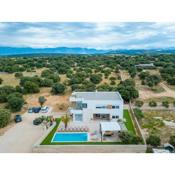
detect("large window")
[75,114,83,121]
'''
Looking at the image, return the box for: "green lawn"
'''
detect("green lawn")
[123,109,136,135]
[41,118,61,145]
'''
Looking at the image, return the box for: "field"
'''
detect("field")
[140,110,175,143]
[0,68,45,87]
[0,73,19,87]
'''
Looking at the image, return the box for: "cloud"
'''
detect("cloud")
[0,22,175,49]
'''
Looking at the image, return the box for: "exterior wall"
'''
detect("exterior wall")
[71,99,123,122]
[33,144,146,153]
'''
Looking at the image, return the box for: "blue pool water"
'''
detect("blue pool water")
[52,132,88,142]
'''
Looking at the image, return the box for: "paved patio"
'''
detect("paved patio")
[58,120,122,142]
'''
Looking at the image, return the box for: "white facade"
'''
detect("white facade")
[69,92,123,122]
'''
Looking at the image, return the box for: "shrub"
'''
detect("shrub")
[57,103,68,111]
[173,101,175,107]
[146,135,161,147]
[23,81,40,93]
[15,72,23,78]
[51,83,65,94]
[90,74,102,84]
[33,117,43,125]
[97,83,113,91]
[146,146,153,153]
[118,131,141,144]
[0,78,3,84]
[149,100,157,107]
[109,77,116,81]
[110,80,116,85]
[135,100,144,107]
[0,86,16,103]
[169,135,175,147]
[162,101,169,108]
[41,69,52,77]
[7,92,23,99]
[40,78,54,87]
[0,108,11,128]
[133,108,144,120]
[7,96,24,112]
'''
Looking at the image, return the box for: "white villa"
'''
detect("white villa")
[69,91,123,122]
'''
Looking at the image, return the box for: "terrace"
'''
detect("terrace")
[41,109,136,145]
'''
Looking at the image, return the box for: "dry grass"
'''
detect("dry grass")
[23,68,46,77]
[141,110,175,143]
[0,73,19,87]
[100,72,120,86]
[24,87,71,112]
[60,74,68,83]
[148,69,160,75]
[142,96,175,103]
[119,70,130,81]
[165,83,175,91]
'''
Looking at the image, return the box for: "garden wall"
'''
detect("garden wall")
[32,144,146,153]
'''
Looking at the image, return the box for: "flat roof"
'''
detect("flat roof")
[100,122,121,132]
[72,91,123,101]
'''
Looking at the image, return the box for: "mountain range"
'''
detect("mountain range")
[1,47,175,56]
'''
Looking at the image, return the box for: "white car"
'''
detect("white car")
[40,106,49,113]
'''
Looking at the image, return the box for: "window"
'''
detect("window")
[96,105,106,109]
[112,105,120,109]
[82,103,87,108]
[75,114,83,121]
[112,116,119,119]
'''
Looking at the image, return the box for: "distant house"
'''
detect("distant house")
[69,91,123,122]
[135,63,154,68]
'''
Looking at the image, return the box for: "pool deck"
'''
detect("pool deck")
[58,120,121,142]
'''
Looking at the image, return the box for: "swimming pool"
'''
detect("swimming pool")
[52,132,88,142]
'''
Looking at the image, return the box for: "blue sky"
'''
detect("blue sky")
[0,22,175,49]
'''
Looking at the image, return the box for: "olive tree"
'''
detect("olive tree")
[38,96,47,107]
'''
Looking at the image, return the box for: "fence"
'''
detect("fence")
[129,102,146,144]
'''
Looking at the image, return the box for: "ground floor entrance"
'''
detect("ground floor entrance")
[93,114,110,120]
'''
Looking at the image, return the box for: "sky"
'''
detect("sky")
[0,22,175,49]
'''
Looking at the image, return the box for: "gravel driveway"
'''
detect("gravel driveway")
[0,113,44,153]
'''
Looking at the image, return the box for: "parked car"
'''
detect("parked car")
[32,107,41,113]
[40,106,49,113]
[28,108,33,113]
[33,117,43,125]
[14,115,22,123]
